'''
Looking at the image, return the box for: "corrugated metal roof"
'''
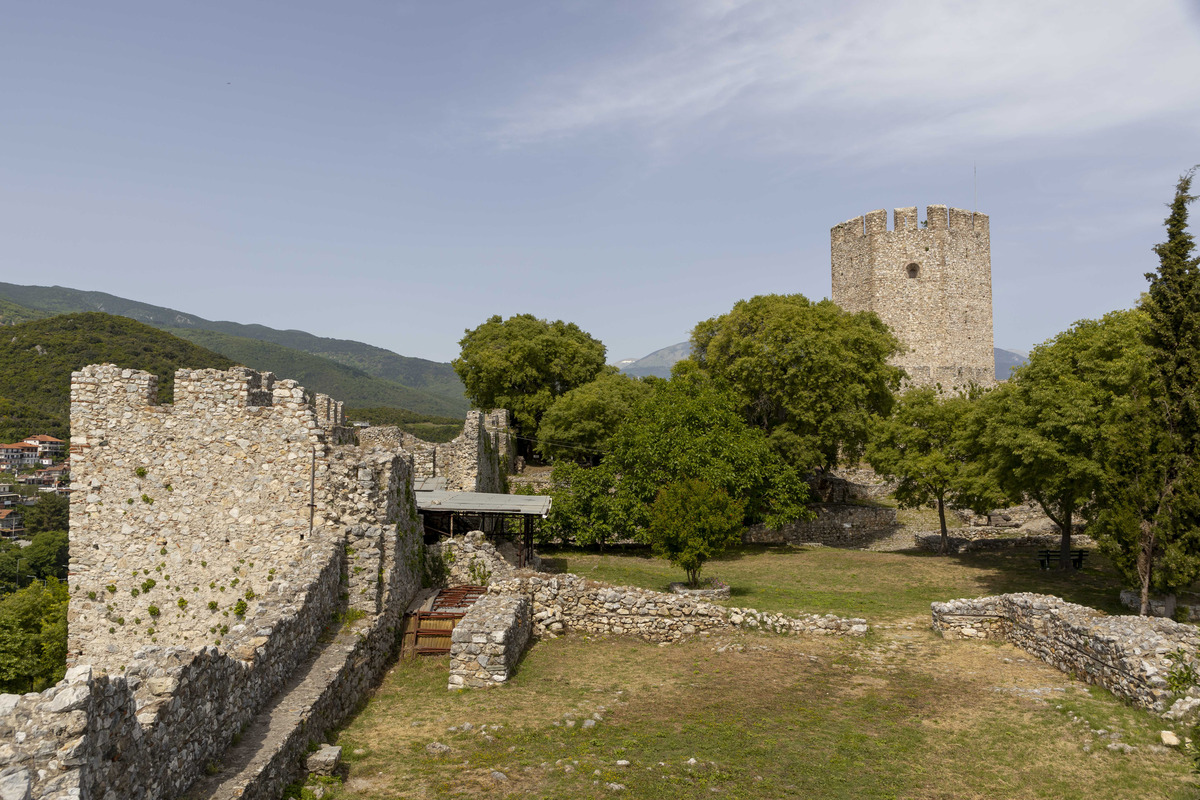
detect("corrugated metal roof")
[415,490,551,517]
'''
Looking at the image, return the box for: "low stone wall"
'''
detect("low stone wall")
[441,531,521,586]
[931,593,1200,712]
[448,594,532,689]
[490,573,868,643]
[744,504,897,548]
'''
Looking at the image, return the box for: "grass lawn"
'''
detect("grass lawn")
[537,543,1133,623]
[315,545,1196,799]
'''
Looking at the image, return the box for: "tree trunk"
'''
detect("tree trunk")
[1138,519,1156,616]
[1058,509,1073,572]
[937,495,949,555]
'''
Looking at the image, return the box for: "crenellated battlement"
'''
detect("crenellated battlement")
[830,203,995,391]
[832,205,988,237]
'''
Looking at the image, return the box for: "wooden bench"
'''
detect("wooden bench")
[1037,549,1088,570]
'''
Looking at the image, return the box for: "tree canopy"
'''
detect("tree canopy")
[972,308,1148,569]
[536,370,653,464]
[548,363,811,546]
[867,387,993,554]
[1093,168,1200,609]
[453,314,607,449]
[690,294,904,472]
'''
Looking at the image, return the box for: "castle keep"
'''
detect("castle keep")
[831,205,995,389]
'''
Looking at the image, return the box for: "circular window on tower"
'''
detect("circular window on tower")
[905,263,920,279]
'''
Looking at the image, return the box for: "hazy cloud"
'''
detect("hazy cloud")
[494,1,1200,160]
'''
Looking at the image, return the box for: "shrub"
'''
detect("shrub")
[646,479,745,587]
[147,605,160,617]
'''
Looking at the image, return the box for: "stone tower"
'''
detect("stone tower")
[831,205,995,390]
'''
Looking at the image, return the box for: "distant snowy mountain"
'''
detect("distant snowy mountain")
[618,342,1029,382]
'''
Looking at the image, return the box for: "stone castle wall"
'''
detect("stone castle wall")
[743,503,898,548]
[932,593,1200,713]
[832,205,995,391]
[448,594,532,689]
[1,365,424,800]
[357,408,510,493]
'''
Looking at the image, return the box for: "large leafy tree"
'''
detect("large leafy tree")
[536,370,653,464]
[866,387,995,554]
[647,480,745,587]
[453,314,607,454]
[548,363,811,545]
[690,294,903,472]
[974,309,1149,570]
[1093,168,1200,611]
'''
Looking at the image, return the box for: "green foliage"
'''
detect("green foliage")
[0,312,234,442]
[453,314,607,446]
[646,480,745,586]
[1094,167,1200,607]
[234,598,248,618]
[536,370,653,464]
[0,297,50,326]
[1165,649,1199,694]
[466,558,492,586]
[867,387,997,554]
[690,294,904,472]
[0,577,68,693]
[24,493,68,535]
[343,406,465,443]
[548,364,810,546]
[0,530,69,593]
[972,309,1148,568]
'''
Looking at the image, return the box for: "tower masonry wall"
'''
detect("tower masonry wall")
[831,205,995,390]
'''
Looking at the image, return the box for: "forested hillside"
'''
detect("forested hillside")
[168,328,465,417]
[0,282,468,413]
[0,313,235,442]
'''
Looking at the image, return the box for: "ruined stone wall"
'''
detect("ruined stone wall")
[831,205,995,391]
[448,594,532,689]
[356,408,511,493]
[0,365,425,800]
[743,504,898,548]
[932,593,1200,712]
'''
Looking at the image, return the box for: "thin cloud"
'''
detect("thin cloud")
[492,0,1200,159]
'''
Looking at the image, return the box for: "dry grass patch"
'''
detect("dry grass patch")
[329,628,1193,800]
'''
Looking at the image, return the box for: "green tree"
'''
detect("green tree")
[1093,168,1200,612]
[548,363,811,545]
[647,480,745,587]
[453,314,607,455]
[690,294,904,472]
[866,387,993,554]
[974,309,1149,570]
[536,371,653,464]
[0,577,68,693]
[23,492,68,535]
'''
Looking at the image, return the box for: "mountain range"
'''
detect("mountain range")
[0,283,469,417]
[618,342,1030,380]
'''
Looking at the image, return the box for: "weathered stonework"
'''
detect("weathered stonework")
[2,365,425,800]
[490,573,868,642]
[357,409,511,493]
[448,594,532,689]
[932,593,1200,712]
[743,504,898,548]
[832,205,995,391]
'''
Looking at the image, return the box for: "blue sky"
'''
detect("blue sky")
[2,1,1198,363]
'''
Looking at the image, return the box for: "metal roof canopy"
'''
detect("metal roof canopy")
[415,489,551,517]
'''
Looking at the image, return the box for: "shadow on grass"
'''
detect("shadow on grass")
[901,545,1131,615]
